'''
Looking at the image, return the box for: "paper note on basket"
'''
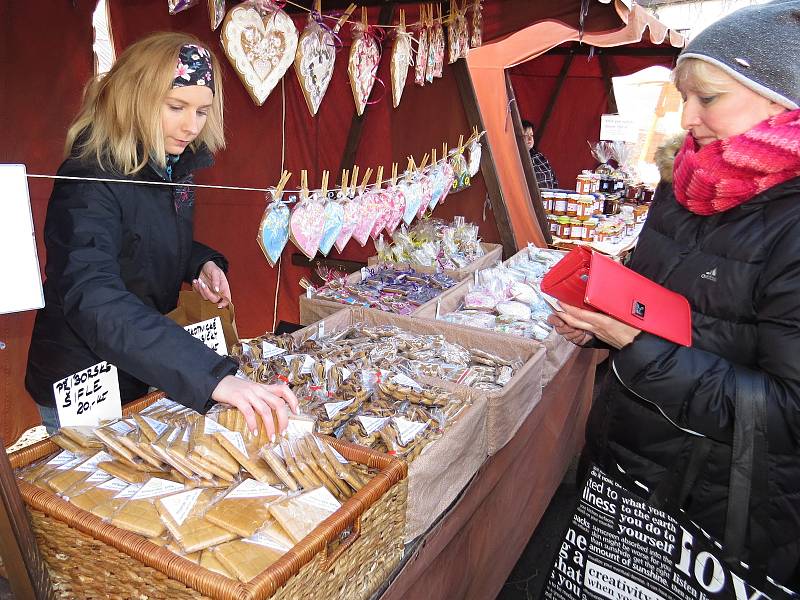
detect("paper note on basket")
[53,361,122,427]
[184,316,227,356]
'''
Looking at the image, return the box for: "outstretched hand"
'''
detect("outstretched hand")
[193,260,232,308]
[211,376,300,439]
[548,303,641,350]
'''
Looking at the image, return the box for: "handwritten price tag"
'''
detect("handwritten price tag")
[53,361,122,427]
[184,316,227,356]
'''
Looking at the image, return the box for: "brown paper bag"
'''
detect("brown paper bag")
[166,291,239,351]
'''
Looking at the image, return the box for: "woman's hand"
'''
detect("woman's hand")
[550,303,641,350]
[211,376,299,439]
[193,260,231,308]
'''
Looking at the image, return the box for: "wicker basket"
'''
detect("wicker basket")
[8,392,408,600]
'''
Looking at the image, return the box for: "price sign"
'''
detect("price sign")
[600,114,637,143]
[184,316,227,355]
[53,361,122,427]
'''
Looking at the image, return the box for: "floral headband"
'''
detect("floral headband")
[173,44,214,93]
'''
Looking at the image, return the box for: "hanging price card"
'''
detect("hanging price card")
[184,316,227,355]
[53,361,122,427]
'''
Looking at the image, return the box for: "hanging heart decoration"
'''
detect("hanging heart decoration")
[257,194,290,267]
[294,15,336,116]
[390,20,413,108]
[467,139,482,177]
[428,165,447,211]
[418,174,433,217]
[450,151,471,192]
[335,195,361,253]
[208,0,226,30]
[318,198,344,256]
[457,10,470,59]
[470,0,483,48]
[431,21,445,78]
[351,191,379,246]
[384,185,406,236]
[400,180,421,226]
[447,0,461,64]
[221,0,298,106]
[414,25,429,86]
[440,161,456,204]
[370,189,391,240]
[348,19,381,116]
[169,0,199,15]
[289,196,326,259]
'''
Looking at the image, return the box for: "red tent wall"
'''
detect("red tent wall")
[509,46,677,187]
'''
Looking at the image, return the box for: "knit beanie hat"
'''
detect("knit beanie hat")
[677,0,800,109]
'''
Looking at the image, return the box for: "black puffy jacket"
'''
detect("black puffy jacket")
[25,145,238,413]
[585,172,800,585]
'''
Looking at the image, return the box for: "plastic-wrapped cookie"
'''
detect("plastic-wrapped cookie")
[495,301,532,321]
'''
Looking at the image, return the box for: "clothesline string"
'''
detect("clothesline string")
[281,0,470,31]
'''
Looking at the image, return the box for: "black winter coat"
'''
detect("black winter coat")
[585,176,800,585]
[25,145,238,413]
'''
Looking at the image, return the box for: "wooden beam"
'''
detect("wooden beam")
[505,72,552,246]
[453,59,518,258]
[337,3,397,174]
[536,51,574,143]
[598,53,618,114]
[547,45,679,56]
[0,448,54,600]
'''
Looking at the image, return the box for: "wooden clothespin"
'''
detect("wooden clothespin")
[407,156,416,171]
[335,3,357,33]
[274,170,292,199]
[341,169,350,196]
[419,153,430,169]
[432,149,437,165]
[443,142,448,157]
[301,170,309,200]
[391,163,399,185]
[361,5,368,28]
[375,165,384,188]
[321,170,329,197]
[351,165,360,194]
[458,134,465,152]
[359,167,373,193]
[400,8,406,30]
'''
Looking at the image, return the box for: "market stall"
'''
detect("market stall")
[1,1,680,598]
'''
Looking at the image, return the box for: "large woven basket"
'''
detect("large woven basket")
[8,392,408,600]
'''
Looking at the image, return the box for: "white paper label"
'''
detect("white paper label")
[245,530,292,551]
[184,316,227,356]
[261,340,286,359]
[142,417,169,437]
[392,373,422,390]
[218,430,248,456]
[225,478,284,499]
[340,367,352,382]
[159,488,203,526]
[131,478,185,500]
[317,321,325,339]
[46,451,76,467]
[53,361,122,427]
[393,418,428,446]
[298,486,341,512]
[286,418,315,438]
[313,437,349,464]
[114,482,144,499]
[141,397,178,414]
[357,416,389,435]
[106,420,135,436]
[301,355,315,375]
[203,418,232,435]
[57,455,88,471]
[75,451,114,472]
[98,477,131,492]
[282,354,297,365]
[167,428,181,444]
[323,359,334,377]
[324,400,354,420]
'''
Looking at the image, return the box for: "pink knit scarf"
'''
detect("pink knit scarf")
[673,109,800,215]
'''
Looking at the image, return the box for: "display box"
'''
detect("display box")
[9,391,408,600]
[366,241,503,280]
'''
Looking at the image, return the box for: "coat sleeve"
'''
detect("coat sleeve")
[186,241,228,283]
[45,181,237,412]
[612,229,800,454]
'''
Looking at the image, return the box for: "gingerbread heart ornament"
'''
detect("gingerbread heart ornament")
[335,196,361,253]
[294,19,336,116]
[384,186,406,236]
[349,24,381,116]
[370,190,392,240]
[400,180,421,226]
[351,191,379,247]
[290,198,326,259]
[208,0,226,30]
[221,1,298,106]
[418,174,433,217]
[390,26,412,108]
[318,200,344,256]
[257,197,290,267]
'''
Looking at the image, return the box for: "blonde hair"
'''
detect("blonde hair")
[65,31,225,175]
[672,57,736,97]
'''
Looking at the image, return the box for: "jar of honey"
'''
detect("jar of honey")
[577,195,594,220]
[552,193,568,216]
[570,217,584,240]
[576,173,593,194]
[556,216,571,238]
[583,218,598,242]
[566,194,579,217]
[547,214,559,235]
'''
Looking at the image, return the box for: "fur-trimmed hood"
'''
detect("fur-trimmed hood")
[654,133,686,183]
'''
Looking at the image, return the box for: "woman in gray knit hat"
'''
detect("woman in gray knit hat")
[550,0,800,587]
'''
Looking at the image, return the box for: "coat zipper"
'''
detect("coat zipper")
[610,358,705,438]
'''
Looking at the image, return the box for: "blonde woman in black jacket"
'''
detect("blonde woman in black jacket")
[549,2,800,586]
[25,32,297,437]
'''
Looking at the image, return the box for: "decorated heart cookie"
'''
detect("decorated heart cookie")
[335,196,361,253]
[257,196,290,267]
[351,190,379,246]
[208,0,226,30]
[221,0,298,106]
[431,21,445,79]
[400,179,421,226]
[384,185,406,236]
[289,197,326,259]
[414,26,429,86]
[440,161,455,204]
[318,199,344,256]
[348,23,381,116]
[390,25,413,108]
[370,189,392,240]
[294,17,336,116]
[428,166,447,211]
[467,139,482,177]
[470,0,483,48]
[417,174,433,218]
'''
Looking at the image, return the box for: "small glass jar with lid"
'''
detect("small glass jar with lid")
[570,217,585,240]
[583,218,598,242]
[577,195,594,220]
[556,216,572,238]
[547,214,559,235]
[552,193,568,216]
[541,191,554,213]
[566,194,579,217]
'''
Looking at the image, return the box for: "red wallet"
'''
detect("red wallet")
[540,246,692,346]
